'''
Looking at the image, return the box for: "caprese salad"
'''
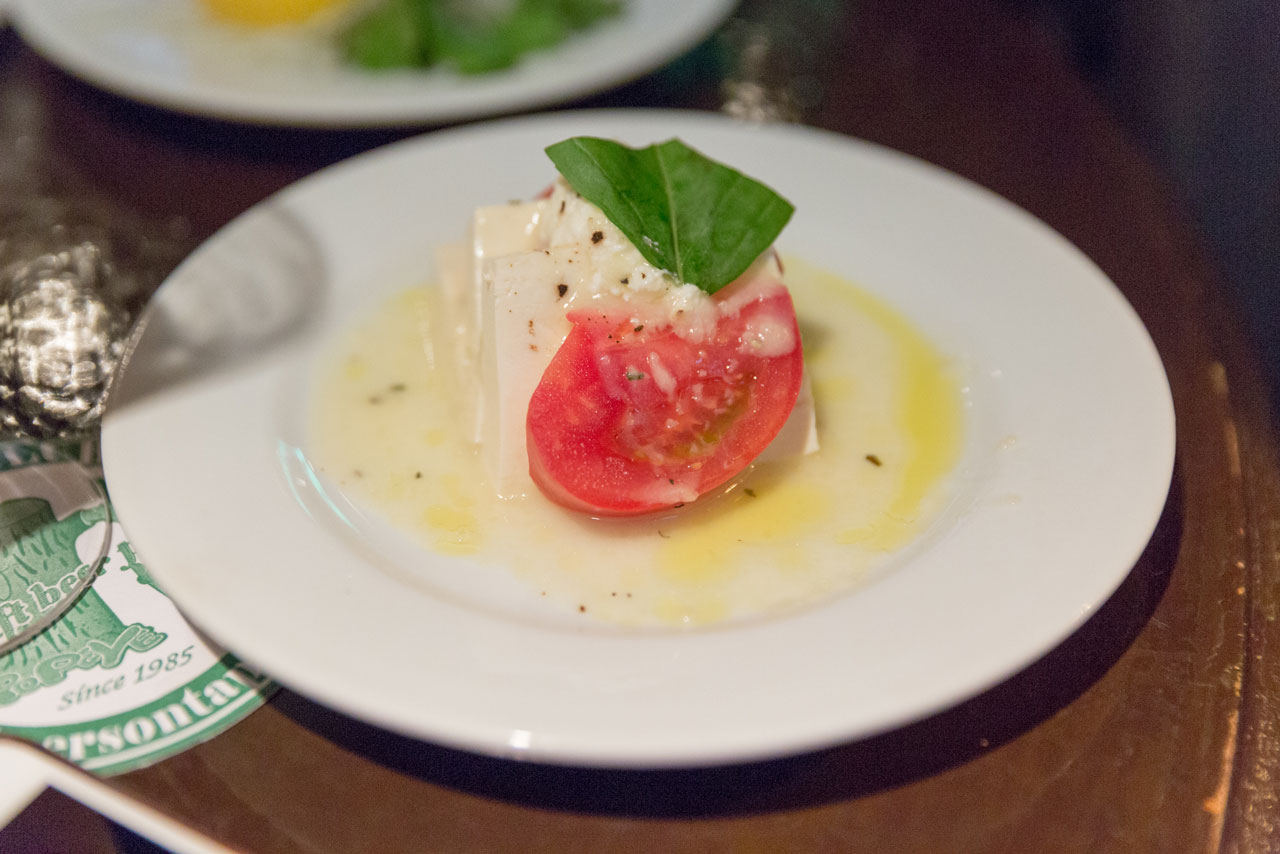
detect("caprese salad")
[436,137,818,517]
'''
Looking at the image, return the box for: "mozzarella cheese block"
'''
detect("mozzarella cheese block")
[479,246,590,497]
[445,181,819,499]
[437,203,544,444]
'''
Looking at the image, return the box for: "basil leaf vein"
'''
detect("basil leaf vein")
[545,137,794,294]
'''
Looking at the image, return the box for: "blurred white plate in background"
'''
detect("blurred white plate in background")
[11,0,733,126]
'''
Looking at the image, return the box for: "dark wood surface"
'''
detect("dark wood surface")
[5,0,1280,850]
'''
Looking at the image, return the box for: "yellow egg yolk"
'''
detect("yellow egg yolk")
[202,0,348,27]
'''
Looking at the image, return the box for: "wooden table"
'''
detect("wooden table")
[4,1,1279,850]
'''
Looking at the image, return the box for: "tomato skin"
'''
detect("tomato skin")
[526,277,804,516]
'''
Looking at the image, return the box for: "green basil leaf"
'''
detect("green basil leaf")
[544,137,794,294]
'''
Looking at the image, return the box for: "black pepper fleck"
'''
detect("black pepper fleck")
[557,283,568,298]
[591,231,604,244]
[744,488,757,497]
[621,277,629,284]
[559,200,565,214]
[866,454,883,466]
[634,324,644,332]
[415,472,423,479]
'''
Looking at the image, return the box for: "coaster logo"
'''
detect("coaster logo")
[39,661,272,767]
[0,439,278,775]
[0,497,167,706]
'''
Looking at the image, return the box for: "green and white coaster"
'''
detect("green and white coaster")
[0,439,276,776]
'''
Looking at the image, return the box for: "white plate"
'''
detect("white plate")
[100,110,1175,767]
[11,0,733,126]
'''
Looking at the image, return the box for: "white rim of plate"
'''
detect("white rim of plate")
[10,0,735,126]
[100,109,1176,766]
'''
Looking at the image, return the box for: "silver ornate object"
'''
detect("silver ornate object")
[1,242,129,437]
[0,200,184,439]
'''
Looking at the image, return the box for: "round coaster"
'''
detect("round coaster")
[0,439,276,775]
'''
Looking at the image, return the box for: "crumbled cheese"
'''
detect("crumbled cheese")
[739,310,797,358]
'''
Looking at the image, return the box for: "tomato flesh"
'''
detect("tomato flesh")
[526,276,804,516]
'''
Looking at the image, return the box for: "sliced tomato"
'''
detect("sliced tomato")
[526,276,805,516]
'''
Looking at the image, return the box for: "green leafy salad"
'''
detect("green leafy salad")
[344,0,622,73]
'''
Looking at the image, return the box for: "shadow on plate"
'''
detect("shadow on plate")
[275,465,1184,819]
[104,202,325,416]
